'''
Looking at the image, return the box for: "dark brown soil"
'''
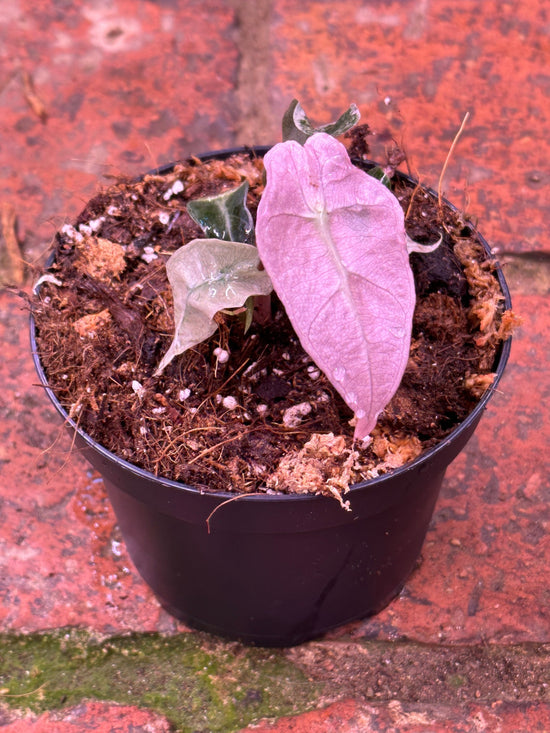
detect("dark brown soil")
[32,147,516,498]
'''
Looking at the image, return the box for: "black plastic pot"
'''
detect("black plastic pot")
[31,148,512,647]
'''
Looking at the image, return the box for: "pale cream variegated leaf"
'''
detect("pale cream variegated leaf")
[156,239,272,374]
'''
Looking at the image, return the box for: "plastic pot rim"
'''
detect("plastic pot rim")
[30,145,513,505]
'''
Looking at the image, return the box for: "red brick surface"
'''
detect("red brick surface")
[243,698,550,733]
[0,701,171,732]
[3,699,549,733]
[1,0,549,730]
[0,295,185,634]
[267,0,550,255]
[1,0,549,644]
[1,1,239,261]
[1,0,548,263]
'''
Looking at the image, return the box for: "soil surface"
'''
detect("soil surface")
[32,142,515,499]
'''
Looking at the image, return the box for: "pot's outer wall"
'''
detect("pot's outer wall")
[67,406,481,645]
[30,148,512,646]
[102,467,446,646]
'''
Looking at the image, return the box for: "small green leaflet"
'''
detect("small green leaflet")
[187,181,254,244]
[186,180,259,330]
[282,99,361,145]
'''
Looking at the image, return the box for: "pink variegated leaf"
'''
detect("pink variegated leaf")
[256,133,415,440]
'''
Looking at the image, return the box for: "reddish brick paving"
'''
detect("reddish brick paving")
[1,0,549,730]
[242,699,550,733]
[268,0,550,257]
[4,699,550,733]
[0,292,185,634]
[0,702,171,732]
[0,0,239,265]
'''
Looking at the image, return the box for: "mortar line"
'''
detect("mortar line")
[230,0,277,146]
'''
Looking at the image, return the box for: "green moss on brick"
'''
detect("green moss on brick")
[0,630,321,732]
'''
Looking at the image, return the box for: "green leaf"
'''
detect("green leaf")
[318,104,361,138]
[187,181,254,243]
[155,239,273,374]
[282,100,313,144]
[282,99,361,144]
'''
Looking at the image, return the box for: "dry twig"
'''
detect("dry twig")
[438,112,470,209]
[0,203,25,285]
[22,70,48,122]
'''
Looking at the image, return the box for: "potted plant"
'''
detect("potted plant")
[31,103,515,646]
